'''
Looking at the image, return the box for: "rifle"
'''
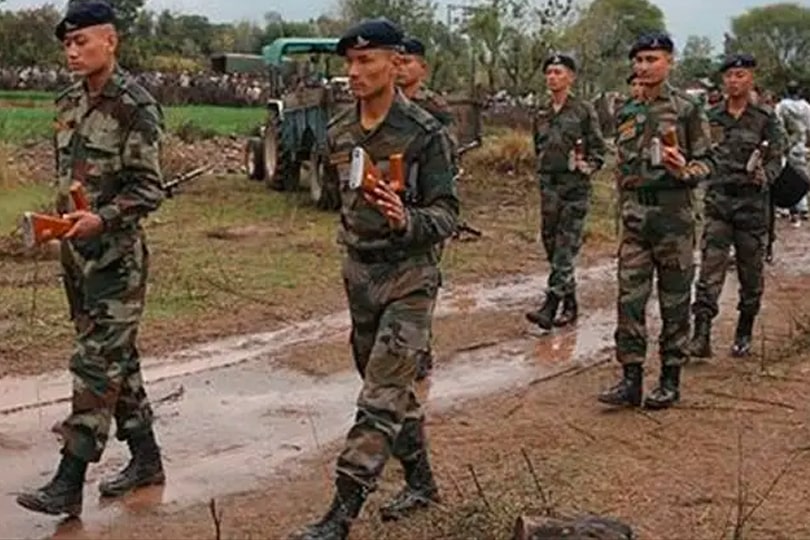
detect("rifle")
[162,164,215,197]
[453,137,483,239]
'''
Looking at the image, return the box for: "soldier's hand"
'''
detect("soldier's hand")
[364,180,407,232]
[64,210,104,239]
[575,159,593,175]
[662,146,687,177]
[752,165,767,186]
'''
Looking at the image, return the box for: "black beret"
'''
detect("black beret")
[336,18,404,56]
[719,53,756,72]
[629,32,674,59]
[55,1,116,41]
[402,37,425,56]
[626,72,637,84]
[543,53,576,73]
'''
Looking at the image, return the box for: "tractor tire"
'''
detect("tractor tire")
[244,137,265,181]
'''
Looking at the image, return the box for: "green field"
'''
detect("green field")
[0,90,263,143]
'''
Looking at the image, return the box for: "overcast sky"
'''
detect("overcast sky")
[5,0,810,52]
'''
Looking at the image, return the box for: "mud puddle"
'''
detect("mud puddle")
[2,223,809,539]
[1,308,615,539]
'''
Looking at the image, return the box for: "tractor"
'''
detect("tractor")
[213,37,483,211]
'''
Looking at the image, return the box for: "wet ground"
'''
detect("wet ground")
[2,223,809,539]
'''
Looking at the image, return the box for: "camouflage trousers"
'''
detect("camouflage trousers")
[615,189,695,367]
[693,186,768,319]
[338,252,439,487]
[57,235,154,463]
[539,173,590,297]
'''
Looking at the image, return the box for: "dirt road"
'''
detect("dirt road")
[2,222,810,540]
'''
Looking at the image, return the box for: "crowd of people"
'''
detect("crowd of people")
[0,65,271,106]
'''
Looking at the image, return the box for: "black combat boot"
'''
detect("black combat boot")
[289,475,368,540]
[16,451,86,516]
[553,294,578,327]
[415,348,433,382]
[526,292,560,330]
[597,364,643,407]
[380,452,440,522]
[731,312,756,358]
[689,315,713,358]
[643,366,681,410]
[99,429,165,497]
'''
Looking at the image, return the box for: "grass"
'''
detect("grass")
[0,89,54,101]
[0,97,263,144]
[0,128,620,377]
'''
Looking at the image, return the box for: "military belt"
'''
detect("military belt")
[627,188,691,207]
[711,183,765,198]
[347,248,434,265]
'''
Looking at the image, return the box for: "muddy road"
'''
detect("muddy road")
[2,223,810,539]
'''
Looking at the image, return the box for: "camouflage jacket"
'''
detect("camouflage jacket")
[327,91,459,255]
[410,85,454,128]
[55,66,164,259]
[615,82,714,190]
[708,99,787,186]
[532,94,606,174]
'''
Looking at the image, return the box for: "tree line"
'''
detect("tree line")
[1,0,808,95]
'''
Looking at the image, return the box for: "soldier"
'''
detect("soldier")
[689,54,786,359]
[526,53,606,330]
[397,36,454,382]
[597,33,714,410]
[398,37,453,128]
[627,72,645,103]
[289,18,457,540]
[16,1,165,517]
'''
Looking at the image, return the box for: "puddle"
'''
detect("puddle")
[0,313,613,539]
[3,222,810,539]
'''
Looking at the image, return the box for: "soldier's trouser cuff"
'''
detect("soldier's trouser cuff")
[617,354,645,366]
[60,423,103,463]
[662,355,688,368]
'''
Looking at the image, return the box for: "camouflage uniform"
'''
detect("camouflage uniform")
[54,67,164,463]
[411,85,454,128]
[599,82,714,409]
[408,84,455,380]
[690,100,786,356]
[328,90,457,509]
[17,64,166,517]
[528,94,606,327]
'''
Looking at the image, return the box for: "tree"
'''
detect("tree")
[0,6,62,66]
[562,0,666,95]
[674,35,716,85]
[728,3,810,91]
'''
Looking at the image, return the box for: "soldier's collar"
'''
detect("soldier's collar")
[81,64,125,99]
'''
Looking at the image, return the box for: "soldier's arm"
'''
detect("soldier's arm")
[397,128,459,247]
[764,111,788,184]
[583,102,607,171]
[682,101,715,186]
[97,103,165,230]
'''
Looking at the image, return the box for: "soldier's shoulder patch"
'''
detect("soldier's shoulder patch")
[121,79,157,107]
[399,98,441,133]
[750,102,775,118]
[55,81,82,104]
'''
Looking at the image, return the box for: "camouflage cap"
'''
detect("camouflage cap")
[402,37,426,56]
[55,0,116,41]
[629,32,674,59]
[543,53,576,73]
[336,17,404,56]
[719,53,756,72]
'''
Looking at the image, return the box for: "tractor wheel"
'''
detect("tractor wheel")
[244,137,265,181]
[309,156,340,210]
